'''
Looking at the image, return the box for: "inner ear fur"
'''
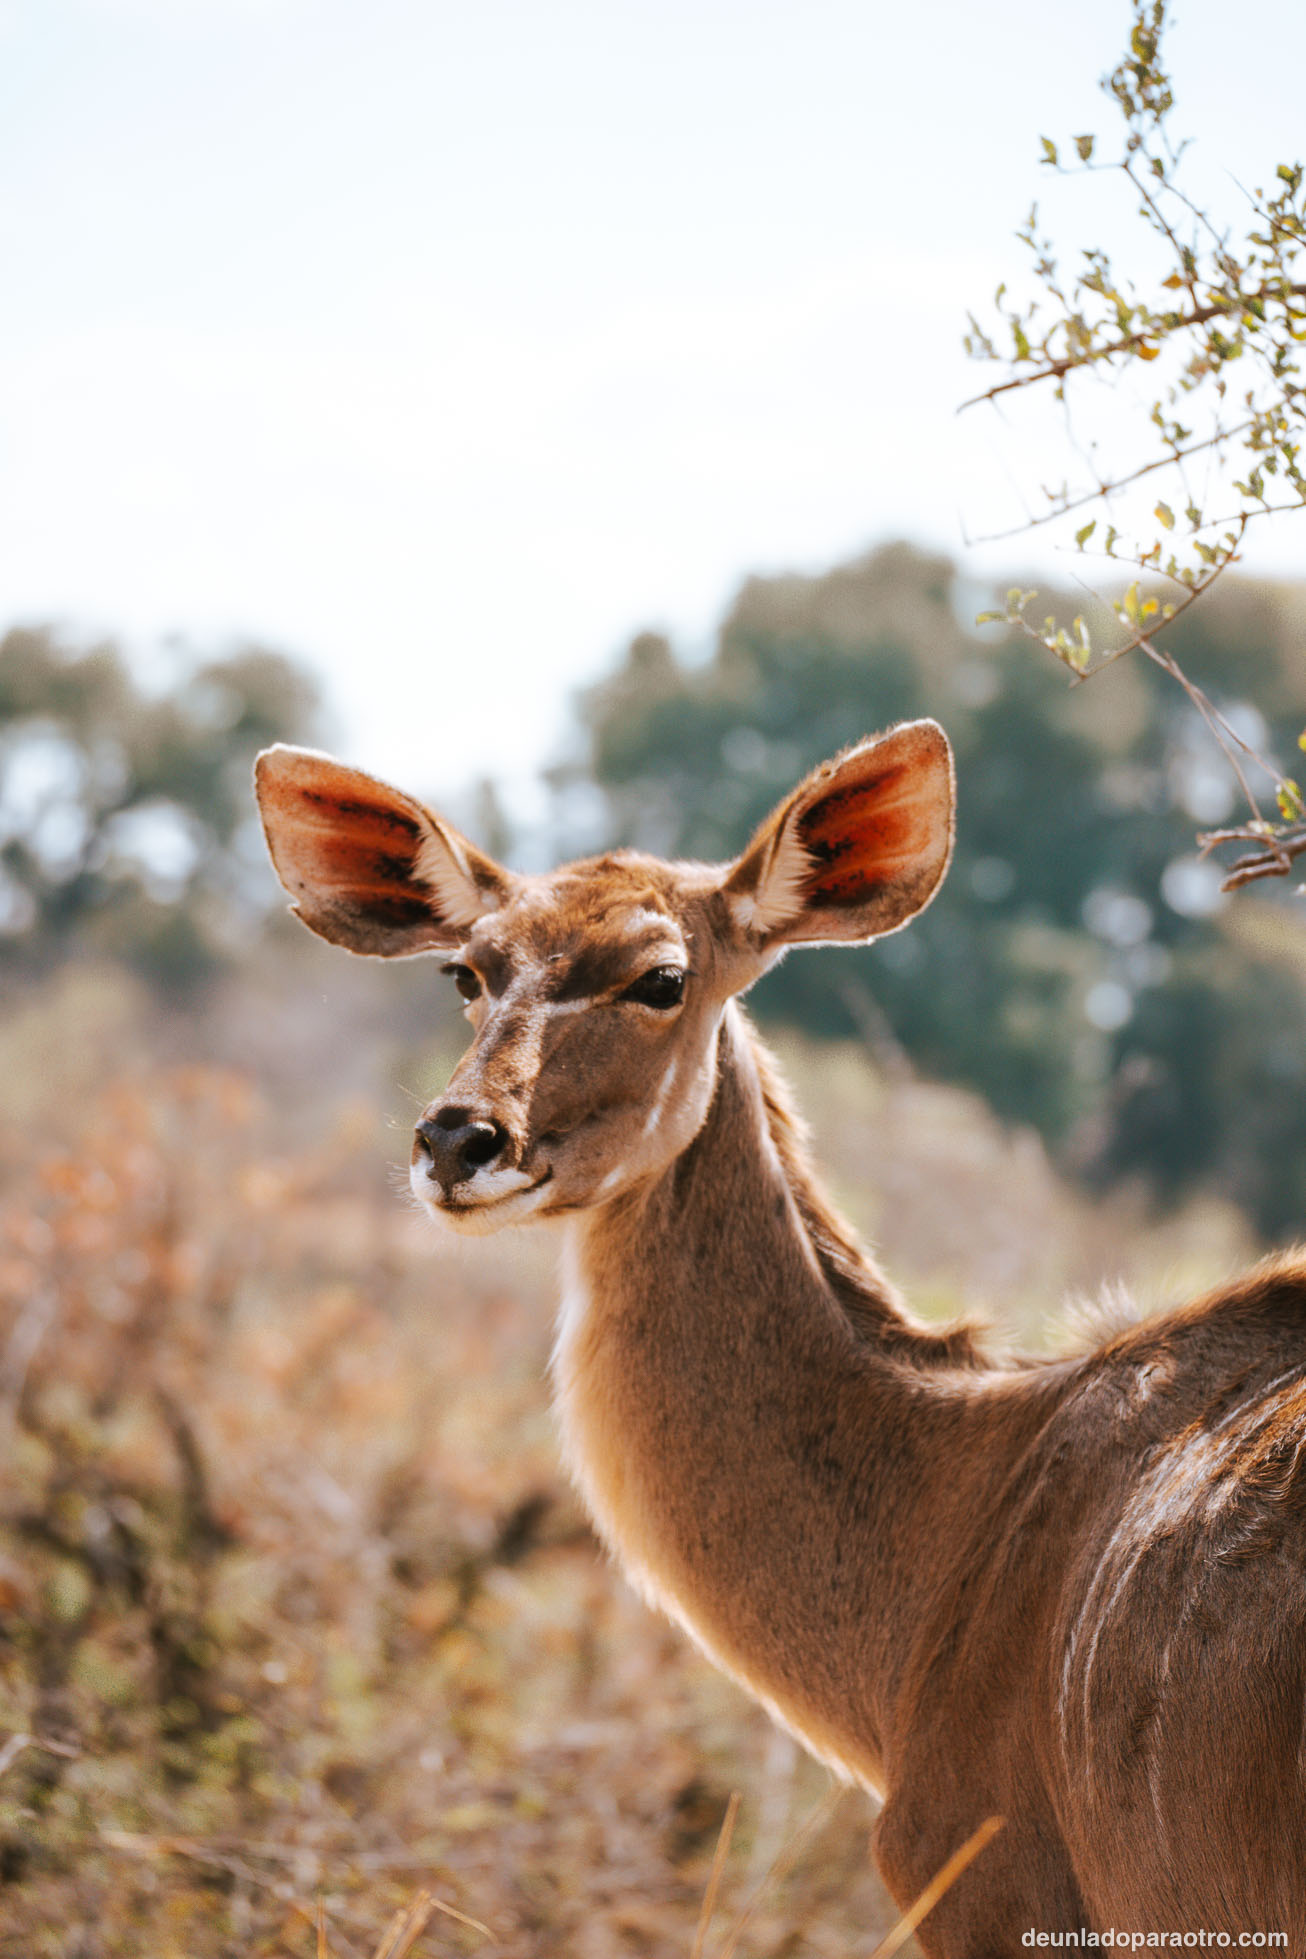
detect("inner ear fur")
[254,744,510,956]
[723,720,955,949]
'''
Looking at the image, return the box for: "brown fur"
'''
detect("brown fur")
[256,726,1306,1951]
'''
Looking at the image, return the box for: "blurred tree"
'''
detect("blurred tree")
[0,628,320,989]
[963,0,1306,889]
[571,542,1306,1235]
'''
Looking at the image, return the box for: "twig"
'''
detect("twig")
[372,1891,437,1959]
[100,1831,369,1959]
[690,1790,739,1959]
[714,1783,847,1959]
[1134,606,1280,833]
[865,1815,1006,1959]
[1200,823,1306,890]
[0,1731,81,1777]
[967,422,1253,544]
[1009,518,1279,851]
[0,1734,28,1780]
[1065,546,1228,684]
[959,286,1306,409]
[421,1896,491,1940]
[99,1829,491,1949]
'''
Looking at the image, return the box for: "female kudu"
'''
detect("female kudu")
[256,722,1306,1952]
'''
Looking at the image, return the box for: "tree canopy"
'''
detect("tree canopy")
[0,628,320,989]
[572,543,1306,1235]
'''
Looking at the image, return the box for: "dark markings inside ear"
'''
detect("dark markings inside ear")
[721,720,955,950]
[797,761,913,906]
[254,744,506,957]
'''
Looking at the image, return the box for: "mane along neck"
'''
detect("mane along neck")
[741,1013,987,1367]
[551,1000,1008,1787]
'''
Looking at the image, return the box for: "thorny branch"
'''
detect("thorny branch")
[960,294,1306,412]
[963,0,1306,888]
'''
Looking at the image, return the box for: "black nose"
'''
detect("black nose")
[414,1106,510,1188]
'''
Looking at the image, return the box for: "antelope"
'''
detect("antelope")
[255,723,1306,1952]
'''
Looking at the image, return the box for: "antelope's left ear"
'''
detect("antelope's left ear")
[254,744,511,956]
[722,720,955,951]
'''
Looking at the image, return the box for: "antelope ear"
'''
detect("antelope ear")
[723,720,954,950]
[254,745,510,956]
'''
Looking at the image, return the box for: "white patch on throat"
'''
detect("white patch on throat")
[551,1229,591,1385]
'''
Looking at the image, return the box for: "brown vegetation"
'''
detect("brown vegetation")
[0,968,1255,1955]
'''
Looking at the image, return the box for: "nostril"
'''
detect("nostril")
[459,1120,507,1170]
[416,1108,510,1184]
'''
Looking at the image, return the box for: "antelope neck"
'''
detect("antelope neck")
[553,1000,1031,1790]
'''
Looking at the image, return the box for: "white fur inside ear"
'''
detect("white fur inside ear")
[729,822,811,936]
[414,824,492,929]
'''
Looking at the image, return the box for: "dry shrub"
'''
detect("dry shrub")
[0,1061,895,1957]
[0,988,1254,1956]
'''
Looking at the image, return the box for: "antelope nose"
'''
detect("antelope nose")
[414,1108,510,1187]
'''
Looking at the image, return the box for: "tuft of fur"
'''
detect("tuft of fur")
[739,1009,987,1368]
[1054,1280,1142,1357]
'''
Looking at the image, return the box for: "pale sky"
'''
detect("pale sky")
[2,0,1303,803]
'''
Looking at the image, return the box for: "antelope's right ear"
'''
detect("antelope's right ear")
[722,720,955,955]
[254,745,510,956]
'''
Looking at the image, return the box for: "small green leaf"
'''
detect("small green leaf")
[1074,134,1095,163]
[1154,501,1175,530]
[1277,779,1305,821]
[1298,729,1306,752]
[1074,520,1096,548]
[975,611,1005,626]
[1040,137,1059,167]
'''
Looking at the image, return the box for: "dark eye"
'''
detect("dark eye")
[442,961,482,1002]
[621,966,686,1010]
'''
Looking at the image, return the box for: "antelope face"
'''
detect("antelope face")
[406,862,740,1231]
[254,723,954,1232]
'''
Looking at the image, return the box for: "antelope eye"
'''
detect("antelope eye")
[621,965,686,1010]
[442,961,482,1002]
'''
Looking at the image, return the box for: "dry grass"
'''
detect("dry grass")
[0,1050,892,1954]
[0,969,1257,1955]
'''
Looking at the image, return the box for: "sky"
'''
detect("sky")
[1,0,1304,804]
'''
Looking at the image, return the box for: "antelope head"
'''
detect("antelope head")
[254,723,954,1234]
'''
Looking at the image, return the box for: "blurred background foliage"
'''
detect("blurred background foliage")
[0,629,321,991]
[4,540,1306,1237]
[1,548,1303,1952]
[568,542,1306,1238]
